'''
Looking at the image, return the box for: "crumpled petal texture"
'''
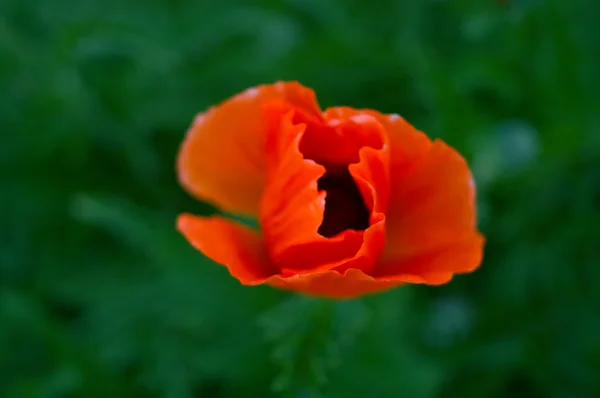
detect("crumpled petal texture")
[177,81,484,299]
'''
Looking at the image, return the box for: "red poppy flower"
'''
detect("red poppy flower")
[177,82,484,299]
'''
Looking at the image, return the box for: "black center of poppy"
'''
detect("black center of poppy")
[317,166,370,238]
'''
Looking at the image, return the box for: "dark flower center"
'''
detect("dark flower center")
[317,166,370,238]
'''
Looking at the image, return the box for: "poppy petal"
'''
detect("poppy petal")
[326,109,433,175]
[267,268,399,299]
[177,82,321,216]
[259,107,364,272]
[366,112,433,173]
[374,138,484,279]
[301,107,386,166]
[319,108,391,215]
[349,145,390,215]
[375,238,483,284]
[263,108,392,275]
[332,213,386,275]
[330,144,389,274]
[177,213,277,284]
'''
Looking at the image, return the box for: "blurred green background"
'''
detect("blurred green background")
[2,0,599,397]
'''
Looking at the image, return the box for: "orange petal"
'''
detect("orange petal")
[373,137,485,279]
[366,112,433,175]
[259,108,363,272]
[321,108,391,213]
[177,213,277,284]
[177,82,321,216]
[333,213,386,275]
[267,268,400,299]
[375,237,484,284]
[262,108,392,276]
[325,109,432,175]
[332,140,391,275]
[349,146,390,215]
[301,107,386,166]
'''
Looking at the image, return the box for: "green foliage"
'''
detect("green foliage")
[1,0,599,397]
